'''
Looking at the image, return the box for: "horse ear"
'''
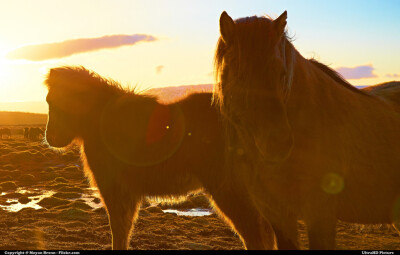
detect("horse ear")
[220,11,235,44]
[273,11,287,37]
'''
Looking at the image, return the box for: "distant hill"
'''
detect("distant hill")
[0,111,47,126]
[0,101,48,114]
[145,84,213,103]
[0,84,366,116]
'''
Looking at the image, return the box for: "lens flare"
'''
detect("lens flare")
[321,172,344,195]
[100,97,185,167]
[236,148,244,156]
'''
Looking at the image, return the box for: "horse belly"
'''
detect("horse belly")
[337,186,399,224]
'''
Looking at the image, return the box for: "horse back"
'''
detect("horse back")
[82,92,223,197]
[362,81,400,111]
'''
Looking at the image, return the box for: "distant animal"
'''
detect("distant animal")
[43,66,293,250]
[28,127,44,141]
[0,128,11,139]
[24,127,30,139]
[214,11,400,249]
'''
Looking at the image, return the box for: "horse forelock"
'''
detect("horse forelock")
[214,15,296,114]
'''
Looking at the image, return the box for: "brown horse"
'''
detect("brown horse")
[28,127,44,141]
[0,128,11,139]
[214,11,400,249]
[24,127,30,139]
[44,66,284,250]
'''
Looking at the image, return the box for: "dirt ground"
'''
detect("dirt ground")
[0,134,399,250]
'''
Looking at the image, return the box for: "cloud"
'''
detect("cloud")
[155,65,164,74]
[386,73,400,78]
[6,34,157,61]
[335,65,377,79]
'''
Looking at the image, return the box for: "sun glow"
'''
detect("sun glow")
[0,1,398,109]
[0,42,11,86]
[0,59,11,90]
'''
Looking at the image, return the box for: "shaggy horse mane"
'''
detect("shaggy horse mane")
[308,59,370,97]
[46,66,120,90]
[213,16,280,111]
[214,15,283,83]
[44,66,156,101]
[213,15,371,103]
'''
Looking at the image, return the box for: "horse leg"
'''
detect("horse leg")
[271,215,299,250]
[102,188,140,250]
[243,215,299,250]
[242,211,299,250]
[393,222,400,236]
[209,183,277,250]
[305,208,336,249]
[253,200,299,250]
[246,175,299,249]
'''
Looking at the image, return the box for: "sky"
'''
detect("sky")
[0,0,399,111]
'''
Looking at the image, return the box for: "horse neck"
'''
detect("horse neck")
[285,50,400,137]
[287,52,365,113]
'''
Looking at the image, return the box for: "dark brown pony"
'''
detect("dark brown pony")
[44,66,284,250]
[28,127,44,141]
[214,11,400,249]
[24,127,30,139]
[0,128,11,139]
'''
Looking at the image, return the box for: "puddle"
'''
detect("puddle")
[0,189,55,212]
[52,163,80,168]
[162,209,213,217]
[1,188,210,216]
[77,189,104,210]
[0,187,104,212]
